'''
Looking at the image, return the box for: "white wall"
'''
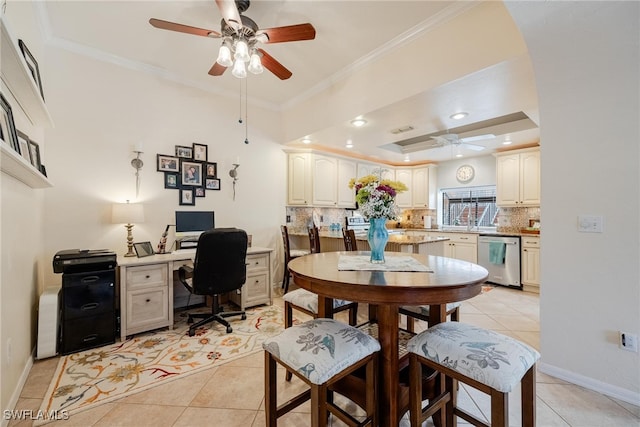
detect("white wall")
[436,155,496,190]
[507,1,640,403]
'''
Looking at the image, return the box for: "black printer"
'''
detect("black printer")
[53,249,117,274]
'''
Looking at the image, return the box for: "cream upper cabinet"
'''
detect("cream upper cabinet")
[287,152,312,205]
[496,149,540,206]
[337,158,357,208]
[521,235,540,293]
[357,162,394,181]
[395,169,412,208]
[312,154,338,206]
[411,166,436,208]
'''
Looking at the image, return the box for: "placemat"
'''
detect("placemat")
[338,255,433,272]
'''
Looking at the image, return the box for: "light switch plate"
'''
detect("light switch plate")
[578,215,603,233]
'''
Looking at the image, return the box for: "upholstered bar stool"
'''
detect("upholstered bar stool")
[407,322,540,427]
[263,318,380,427]
[399,302,461,333]
[280,225,310,293]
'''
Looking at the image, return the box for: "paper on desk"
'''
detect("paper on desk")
[338,255,433,272]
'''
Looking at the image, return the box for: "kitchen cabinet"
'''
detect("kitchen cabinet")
[337,158,357,208]
[357,162,394,181]
[287,152,312,205]
[412,166,436,208]
[228,249,273,310]
[0,17,53,188]
[428,232,478,263]
[521,235,540,293]
[312,154,338,206]
[496,149,540,206]
[395,168,412,208]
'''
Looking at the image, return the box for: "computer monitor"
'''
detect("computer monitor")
[175,211,215,241]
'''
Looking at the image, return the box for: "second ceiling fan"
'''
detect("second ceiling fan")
[149,0,316,80]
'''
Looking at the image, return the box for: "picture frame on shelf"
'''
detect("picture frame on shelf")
[206,178,221,190]
[17,131,32,163]
[156,154,179,172]
[18,40,45,101]
[179,188,195,206]
[133,241,155,258]
[28,139,42,170]
[195,187,205,197]
[0,92,19,153]
[175,145,193,159]
[181,160,202,186]
[193,143,207,161]
[40,164,47,177]
[164,172,178,189]
[205,162,217,177]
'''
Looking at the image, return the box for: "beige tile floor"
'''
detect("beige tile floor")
[10,286,640,426]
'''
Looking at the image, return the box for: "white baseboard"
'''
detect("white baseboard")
[2,355,34,427]
[538,362,640,406]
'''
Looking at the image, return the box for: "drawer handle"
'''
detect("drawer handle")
[255,280,259,284]
[81,303,99,311]
[82,334,98,343]
[145,275,151,279]
[460,237,469,240]
[146,299,151,303]
[81,276,100,283]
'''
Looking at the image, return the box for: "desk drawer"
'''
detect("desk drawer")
[126,287,169,328]
[246,254,268,271]
[126,265,168,289]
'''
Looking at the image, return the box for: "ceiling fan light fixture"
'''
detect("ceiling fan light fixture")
[234,39,250,62]
[248,52,264,74]
[231,58,247,78]
[450,112,468,120]
[216,43,233,67]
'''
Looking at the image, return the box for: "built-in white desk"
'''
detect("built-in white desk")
[117,246,273,342]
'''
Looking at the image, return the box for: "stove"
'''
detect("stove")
[345,216,369,235]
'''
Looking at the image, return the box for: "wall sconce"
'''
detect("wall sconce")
[131,149,144,198]
[229,163,239,201]
[112,200,145,257]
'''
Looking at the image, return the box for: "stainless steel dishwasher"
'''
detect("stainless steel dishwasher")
[478,235,521,288]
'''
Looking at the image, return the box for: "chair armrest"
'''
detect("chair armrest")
[178,265,194,290]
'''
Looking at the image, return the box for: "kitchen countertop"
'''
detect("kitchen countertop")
[399,228,530,237]
[290,230,449,245]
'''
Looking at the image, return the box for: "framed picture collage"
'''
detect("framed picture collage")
[157,143,220,205]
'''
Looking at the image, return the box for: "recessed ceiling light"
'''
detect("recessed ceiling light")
[503,136,513,145]
[450,112,468,120]
[346,139,354,148]
[404,155,410,162]
[350,118,367,127]
[301,137,312,144]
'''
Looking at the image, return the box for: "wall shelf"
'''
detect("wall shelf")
[1,16,53,128]
[1,141,52,188]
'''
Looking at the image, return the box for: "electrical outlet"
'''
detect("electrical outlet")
[620,331,639,352]
[320,215,324,223]
[286,215,291,223]
[578,215,603,233]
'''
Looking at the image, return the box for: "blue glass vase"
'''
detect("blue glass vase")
[368,218,389,263]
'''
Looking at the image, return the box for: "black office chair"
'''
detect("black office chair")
[178,228,248,336]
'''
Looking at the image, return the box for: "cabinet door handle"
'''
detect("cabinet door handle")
[81,303,99,311]
[82,334,98,343]
[145,275,151,279]
[523,249,528,252]
[81,276,100,283]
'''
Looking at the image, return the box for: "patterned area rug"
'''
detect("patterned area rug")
[37,304,284,423]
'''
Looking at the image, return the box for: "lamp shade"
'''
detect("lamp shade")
[112,202,145,224]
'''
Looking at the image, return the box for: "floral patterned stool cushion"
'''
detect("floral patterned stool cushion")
[406,322,541,427]
[400,302,461,332]
[262,318,380,426]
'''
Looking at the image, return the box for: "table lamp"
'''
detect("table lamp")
[112,201,145,257]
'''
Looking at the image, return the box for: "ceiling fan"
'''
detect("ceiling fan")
[149,0,316,80]
[430,133,494,151]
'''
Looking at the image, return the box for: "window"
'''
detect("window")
[442,186,497,228]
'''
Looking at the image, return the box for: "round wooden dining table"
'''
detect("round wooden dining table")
[287,251,489,426]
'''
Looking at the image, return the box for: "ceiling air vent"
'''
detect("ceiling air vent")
[390,125,414,135]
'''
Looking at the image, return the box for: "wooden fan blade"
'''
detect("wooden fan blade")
[208,62,228,76]
[257,48,292,80]
[215,0,242,32]
[258,23,316,43]
[149,18,221,38]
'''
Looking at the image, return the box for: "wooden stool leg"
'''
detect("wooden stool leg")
[522,365,537,427]
[284,302,293,382]
[349,305,357,326]
[446,376,456,427]
[491,389,508,427]
[409,354,423,427]
[264,352,278,427]
[406,316,416,333]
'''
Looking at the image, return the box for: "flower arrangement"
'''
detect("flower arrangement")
[348,173,408,220]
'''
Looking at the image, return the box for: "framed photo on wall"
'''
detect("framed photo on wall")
[205,162,217,177]
[179,188,195,205]
[157,154,179,172]
[193,143,207,161]
[195,187,205,197]
[181,160,202,186]
[18,40,45,101]
[16,131,31,163]
[175,145,193,159]
[206,178,221,190]
[164,172,178,189]
[0,92,19,153]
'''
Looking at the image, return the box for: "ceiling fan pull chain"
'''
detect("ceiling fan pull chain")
[244,78,249,144]
[238,78,243,124]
